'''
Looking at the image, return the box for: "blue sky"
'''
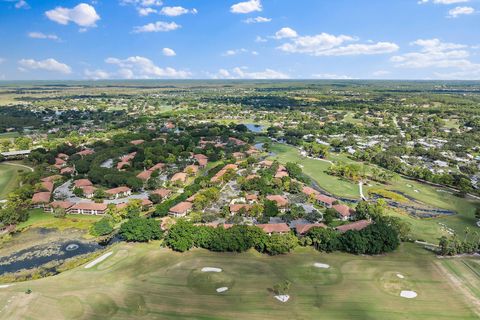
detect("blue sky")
[0,0,479,80]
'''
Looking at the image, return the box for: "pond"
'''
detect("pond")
[245,123,265,133]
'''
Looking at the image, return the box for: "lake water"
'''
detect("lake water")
[245,123,265,133]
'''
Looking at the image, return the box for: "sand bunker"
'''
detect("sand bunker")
[275,295,290,302]
[397,274,405,279]
[400,291,417,299]
[216,287,228,293]
[84,251,113,269]
[0,284,12,288]
[314,263,330,269]
[201,267,222,273]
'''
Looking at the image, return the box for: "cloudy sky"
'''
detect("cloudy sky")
[0,0,479,80]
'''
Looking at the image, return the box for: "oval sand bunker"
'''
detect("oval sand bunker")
[314,263,330,269]
[201,267,222,273]
[397,274,405,279]
[275,295,290,302]
[216,287,228,293]
[400,291,417,299]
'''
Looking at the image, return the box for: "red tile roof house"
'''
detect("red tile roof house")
[60,167,75,175]
[193,154,208,167]
[246,194,258,204]
[315,194,337,208]
[184,165,199,175]
[210,164,238,183]
[149,163,165,171]
[229,204,252,215]
[117,161,130,171]
[105,186,132,199]
[171,172,188,184]
[257,223,291,235]
[335,220,372,233]
[169,201,193,217]
[333,204,356,221]
[41,175,62,183]
[40,181,54,193]
[31,192,51,208]
[80,186,97,199]
[76,149,95,157]
[44,201,74,213]
[151,188,172,200]
[130,139,145,145]
[302,186,319,197]
[228,137,246,146]
[137,170,153,182]
[55,158,67,167]
[266,195,289,212]
[74,179,93,188]
[68,202,108,215]
[295,223,327,235]
[57,153,69,160]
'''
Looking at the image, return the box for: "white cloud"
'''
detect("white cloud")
[222,48,258,56]
[28,32,59,41]
[391,38,480,78]
[162,48,176,56]
[133,21,181,33]
[448,6,474,17]
[120,0,163,7]
[105,56,190,78]
[277,31,398,56]
[45,3,100,28]
[18,58,72,74]
[312,73,354,79]
[255,36,267,43]
[212,67,289,79]
[274,27,298,39]
[243,16,271,24]
[231,0,262,14]
[14,0,29,9]
[84,69,111,80]
[138,7,157,16]
[160,6,197,16]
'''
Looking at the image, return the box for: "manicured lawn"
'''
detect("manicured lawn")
[269,143,360,198]
[0,243,477,319]
[17,210,102,231]
[0,163,22,199]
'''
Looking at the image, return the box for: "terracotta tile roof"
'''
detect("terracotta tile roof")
[275,171,289,179]
[302,186,319,196]
[259,160,273,167]
[246,194,258,201]
[49,201,74,209]
[55,158,66,165]
[229,204,252,213]
[81,186,96,195]
[76,149,95,156]
[336,220,372,233]
[117,161,130,170]
[60,167,74,175]
[149,163,165,171]
[137,170,153,181]
[266,195,289,207]
[152,188,171,198]
[32,192,51,204]
[41,181,54,193]
[169,201,192,214]
[315,194,336,205]
[257,223,290,234]
[171,172,187,182]
[106,186,131,195]
[295,223,326,235]
[130,139,145,145]
[229,137,246,145]
[246,174,260,180]
[57,153,69,160]
[333,204,355,218]
[70,202,107,211]
[184,165,199,174]
[74,179,93,188]
[224,164,238,170]
[41,175,62,182]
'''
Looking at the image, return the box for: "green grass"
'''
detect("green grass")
[17,210,102,231]
[0,163,22,199]
[269,143,360,198]
[0,243,478,319]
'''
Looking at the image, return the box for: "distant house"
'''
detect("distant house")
[137,170,153,182]
[169,201,193,217]
[74,179,93,188]
[229,137,246,146]
[45,201,74,213]
[266,195,289,211]
[151,188,172,200]
[117,161,130,171]
[333,204,355,221]
[193,154,208,167]
[76,149,95,157]
[31,192,51,208]
[57,153,69,160]
[105,186,131,199]
[55,158,66,167]
[171,172,188,183]
[246,194,258,204]
[229,204,252,215]
[40,181,54,193]
[295,223,326,235]
[211,164,238,183]
[302,186,319,197]
[257,223,290,235]
[232,152,245,160]
[335,220,372,233]
[184,165,199,175]
[315,194,336,208]
[258,160,273,168]
[68,202,107,215]
[60,167,74,175]
[81,186,97,199]
[130,139,145,146]
[149,163,165,171]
